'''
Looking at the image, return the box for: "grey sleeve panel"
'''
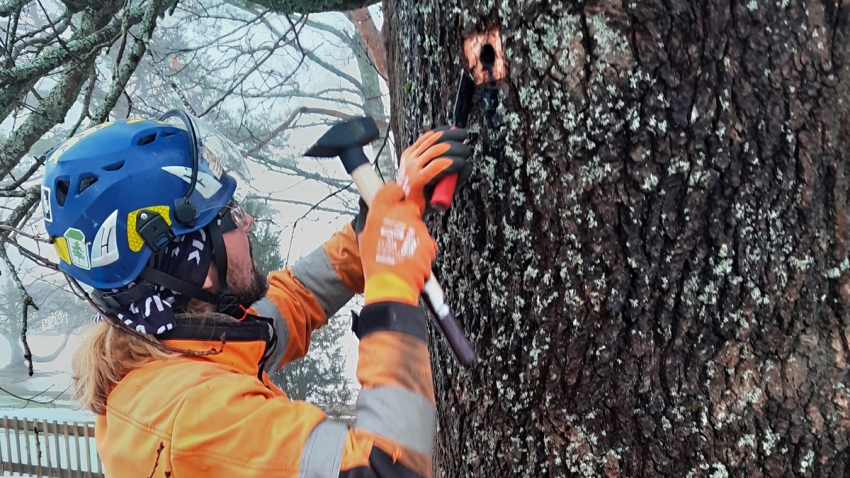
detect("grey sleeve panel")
[252,297,290,373]
[298,419,348,478]
[354,386,436,456]
[291,246,355,318]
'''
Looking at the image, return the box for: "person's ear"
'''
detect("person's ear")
[202,263,217,291]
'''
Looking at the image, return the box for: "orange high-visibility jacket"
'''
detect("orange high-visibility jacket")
[94,224,436,477]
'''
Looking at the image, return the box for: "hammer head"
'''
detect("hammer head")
[304,116,379,174]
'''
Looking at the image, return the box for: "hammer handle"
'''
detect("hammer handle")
[350,165,476,366]
[429,124,464,211]
[430,174,458,211]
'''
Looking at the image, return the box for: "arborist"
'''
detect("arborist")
[40,111,471,477]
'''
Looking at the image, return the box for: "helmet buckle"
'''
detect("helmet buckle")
[136,210,175,253]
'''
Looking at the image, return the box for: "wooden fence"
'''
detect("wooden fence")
[1,416,103,478]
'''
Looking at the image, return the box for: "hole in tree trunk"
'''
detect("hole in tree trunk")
[480,44,496,70]
[463,27,506,85]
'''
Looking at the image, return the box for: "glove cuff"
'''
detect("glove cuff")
[364,272,419,306]
[351,302,427,341]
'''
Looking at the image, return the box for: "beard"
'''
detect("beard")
[231,263,268,308]
[228,239,268,308]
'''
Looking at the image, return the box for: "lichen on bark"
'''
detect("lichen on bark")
[386,0,850,476]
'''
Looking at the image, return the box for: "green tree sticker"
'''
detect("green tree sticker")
[64,228,90,270]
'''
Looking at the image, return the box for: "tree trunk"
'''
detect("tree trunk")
[385,0,850,476]
[350,18,395,179]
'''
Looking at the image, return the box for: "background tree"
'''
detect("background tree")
[382,0,850,476]
[0,277,92,375]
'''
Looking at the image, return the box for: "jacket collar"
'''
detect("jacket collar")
[158,314,275,377]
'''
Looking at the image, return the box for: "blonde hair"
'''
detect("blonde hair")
[72,320,177,415]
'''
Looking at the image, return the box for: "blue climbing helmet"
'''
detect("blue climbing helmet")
[41,111,251,294]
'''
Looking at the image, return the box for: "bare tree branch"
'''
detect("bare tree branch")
[284,183,352,266]
[68,64,98,136]
[242,107,303,158]
[301,15,357,50]
[249,0,377,15]
[0,154,44,191]
[0,4,143,88]
[0,384,72,408]
[259,194,352,216]
[0,189,29,197]
[0,0,29,19]
[301,106,386,128]
[91,0,178,124]
[7,239,62,274]
[1,185,39,231]
[243,85,361,99]
[198,26,296,117]
[304,48,361,89]
[0,76,36,124]
[11,10,72,50]
[3,3,21,68]
[0,8,119,177]
[344,8,386,80]
[0,245,36,376]
[146,48,197,114]
[0,224,53,244]
[36,0,81,64]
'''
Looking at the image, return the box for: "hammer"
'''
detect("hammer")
[305,116,476,367]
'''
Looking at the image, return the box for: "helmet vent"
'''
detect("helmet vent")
[77,175,99,195]
[160,131,178,138]
[137,134,157,146]
[55,179,70,207]
[103,160,125,171]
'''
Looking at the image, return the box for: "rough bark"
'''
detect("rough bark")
[385,0,850,476]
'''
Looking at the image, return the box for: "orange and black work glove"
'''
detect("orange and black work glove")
[397,126,473,215]
[359,183,438,307]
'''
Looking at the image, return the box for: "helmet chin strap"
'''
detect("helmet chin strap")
[125,222,244,318]
[205,219,245,317]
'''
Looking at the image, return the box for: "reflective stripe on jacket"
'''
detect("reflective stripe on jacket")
[94,224,435,477]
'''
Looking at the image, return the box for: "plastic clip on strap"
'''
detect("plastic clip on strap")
[136,210,175,253]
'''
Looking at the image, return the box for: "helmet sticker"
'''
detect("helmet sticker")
[91,210,119,268]
[126,206,171,252]
[64,228,90,270]
[199,145,224,179]
[48,121,114,164]
[53,237,71,264]
[41,186,52,222]
[161,166,222,199]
